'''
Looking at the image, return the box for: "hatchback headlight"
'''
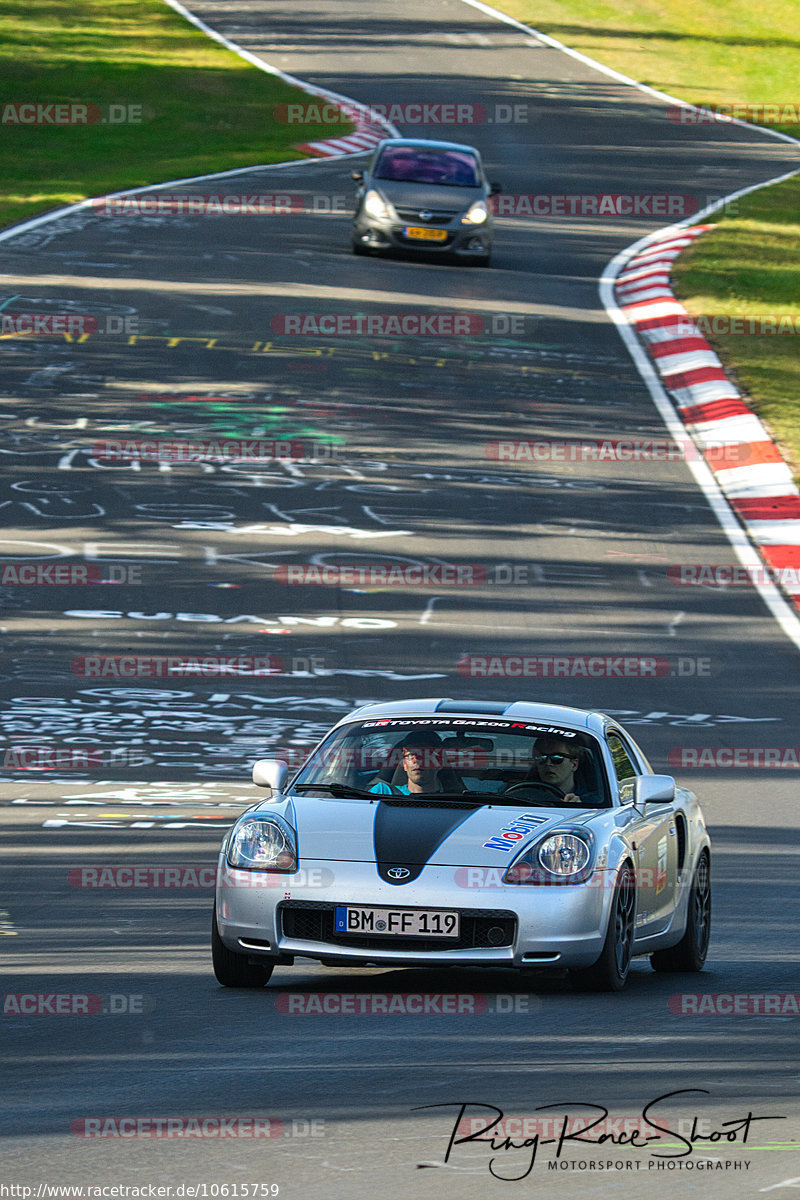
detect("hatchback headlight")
[462,201,488,225]
[364,189,391,220]
[504,828,594,885]
[227,815,297,872]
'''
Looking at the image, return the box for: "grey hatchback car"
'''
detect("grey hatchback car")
[351,138,501,265]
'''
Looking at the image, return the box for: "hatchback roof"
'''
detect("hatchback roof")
[374,137,483,156]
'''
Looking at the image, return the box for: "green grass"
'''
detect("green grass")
[496,0,800,481]
[497,0,800,136]
[0,0,354,230]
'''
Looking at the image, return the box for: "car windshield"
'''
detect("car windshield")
[289,718,611,807]
[374,148,481,187]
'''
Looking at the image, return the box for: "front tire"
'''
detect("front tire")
[212,906,274,988]
[570,862,636,992]
[651,851,711,973]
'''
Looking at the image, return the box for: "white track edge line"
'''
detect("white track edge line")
[459,0,800,145]
[161,0,399,138]
[599,187,800,652]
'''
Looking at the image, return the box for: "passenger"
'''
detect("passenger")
[369,730,447,794]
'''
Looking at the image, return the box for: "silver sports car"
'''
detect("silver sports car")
[212,699,711,992]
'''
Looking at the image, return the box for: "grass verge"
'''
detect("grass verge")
[496,0,800,481]
[0,0,354,231]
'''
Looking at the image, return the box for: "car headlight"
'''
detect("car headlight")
[462,201,488,225]
[504,828,594,885]
[363,189,391,220]
[227,815,297,872]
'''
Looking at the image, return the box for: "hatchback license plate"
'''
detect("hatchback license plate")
[334,905,459,937]
[404,226,448,241]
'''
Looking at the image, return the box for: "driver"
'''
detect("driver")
[516,735,596,806]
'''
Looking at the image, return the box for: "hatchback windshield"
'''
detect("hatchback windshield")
[290,718,610,806]
[374,148,481,187]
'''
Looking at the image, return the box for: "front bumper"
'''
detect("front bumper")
[216,856,611,969]
[353,216,491,257]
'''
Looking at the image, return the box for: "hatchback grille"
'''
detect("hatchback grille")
[280,901,516,951]
[395,207,458,225]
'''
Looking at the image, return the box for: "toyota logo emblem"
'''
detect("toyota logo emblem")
[387,867,411,879]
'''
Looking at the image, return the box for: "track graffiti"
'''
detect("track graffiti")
[604,708,780,728]
[1,329,581,374]
[0,690,356,779]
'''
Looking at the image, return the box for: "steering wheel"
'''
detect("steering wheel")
[504,781,565,800]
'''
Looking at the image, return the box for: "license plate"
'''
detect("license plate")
[404,226,448,241]
[334,905,460,938]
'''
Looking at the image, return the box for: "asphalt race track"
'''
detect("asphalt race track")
[1,2,799,1196]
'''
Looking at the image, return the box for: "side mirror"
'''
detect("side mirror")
[351,171,364,182]
[633,774,675,809]
[489,182,502,195]
[252,759,289,795]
